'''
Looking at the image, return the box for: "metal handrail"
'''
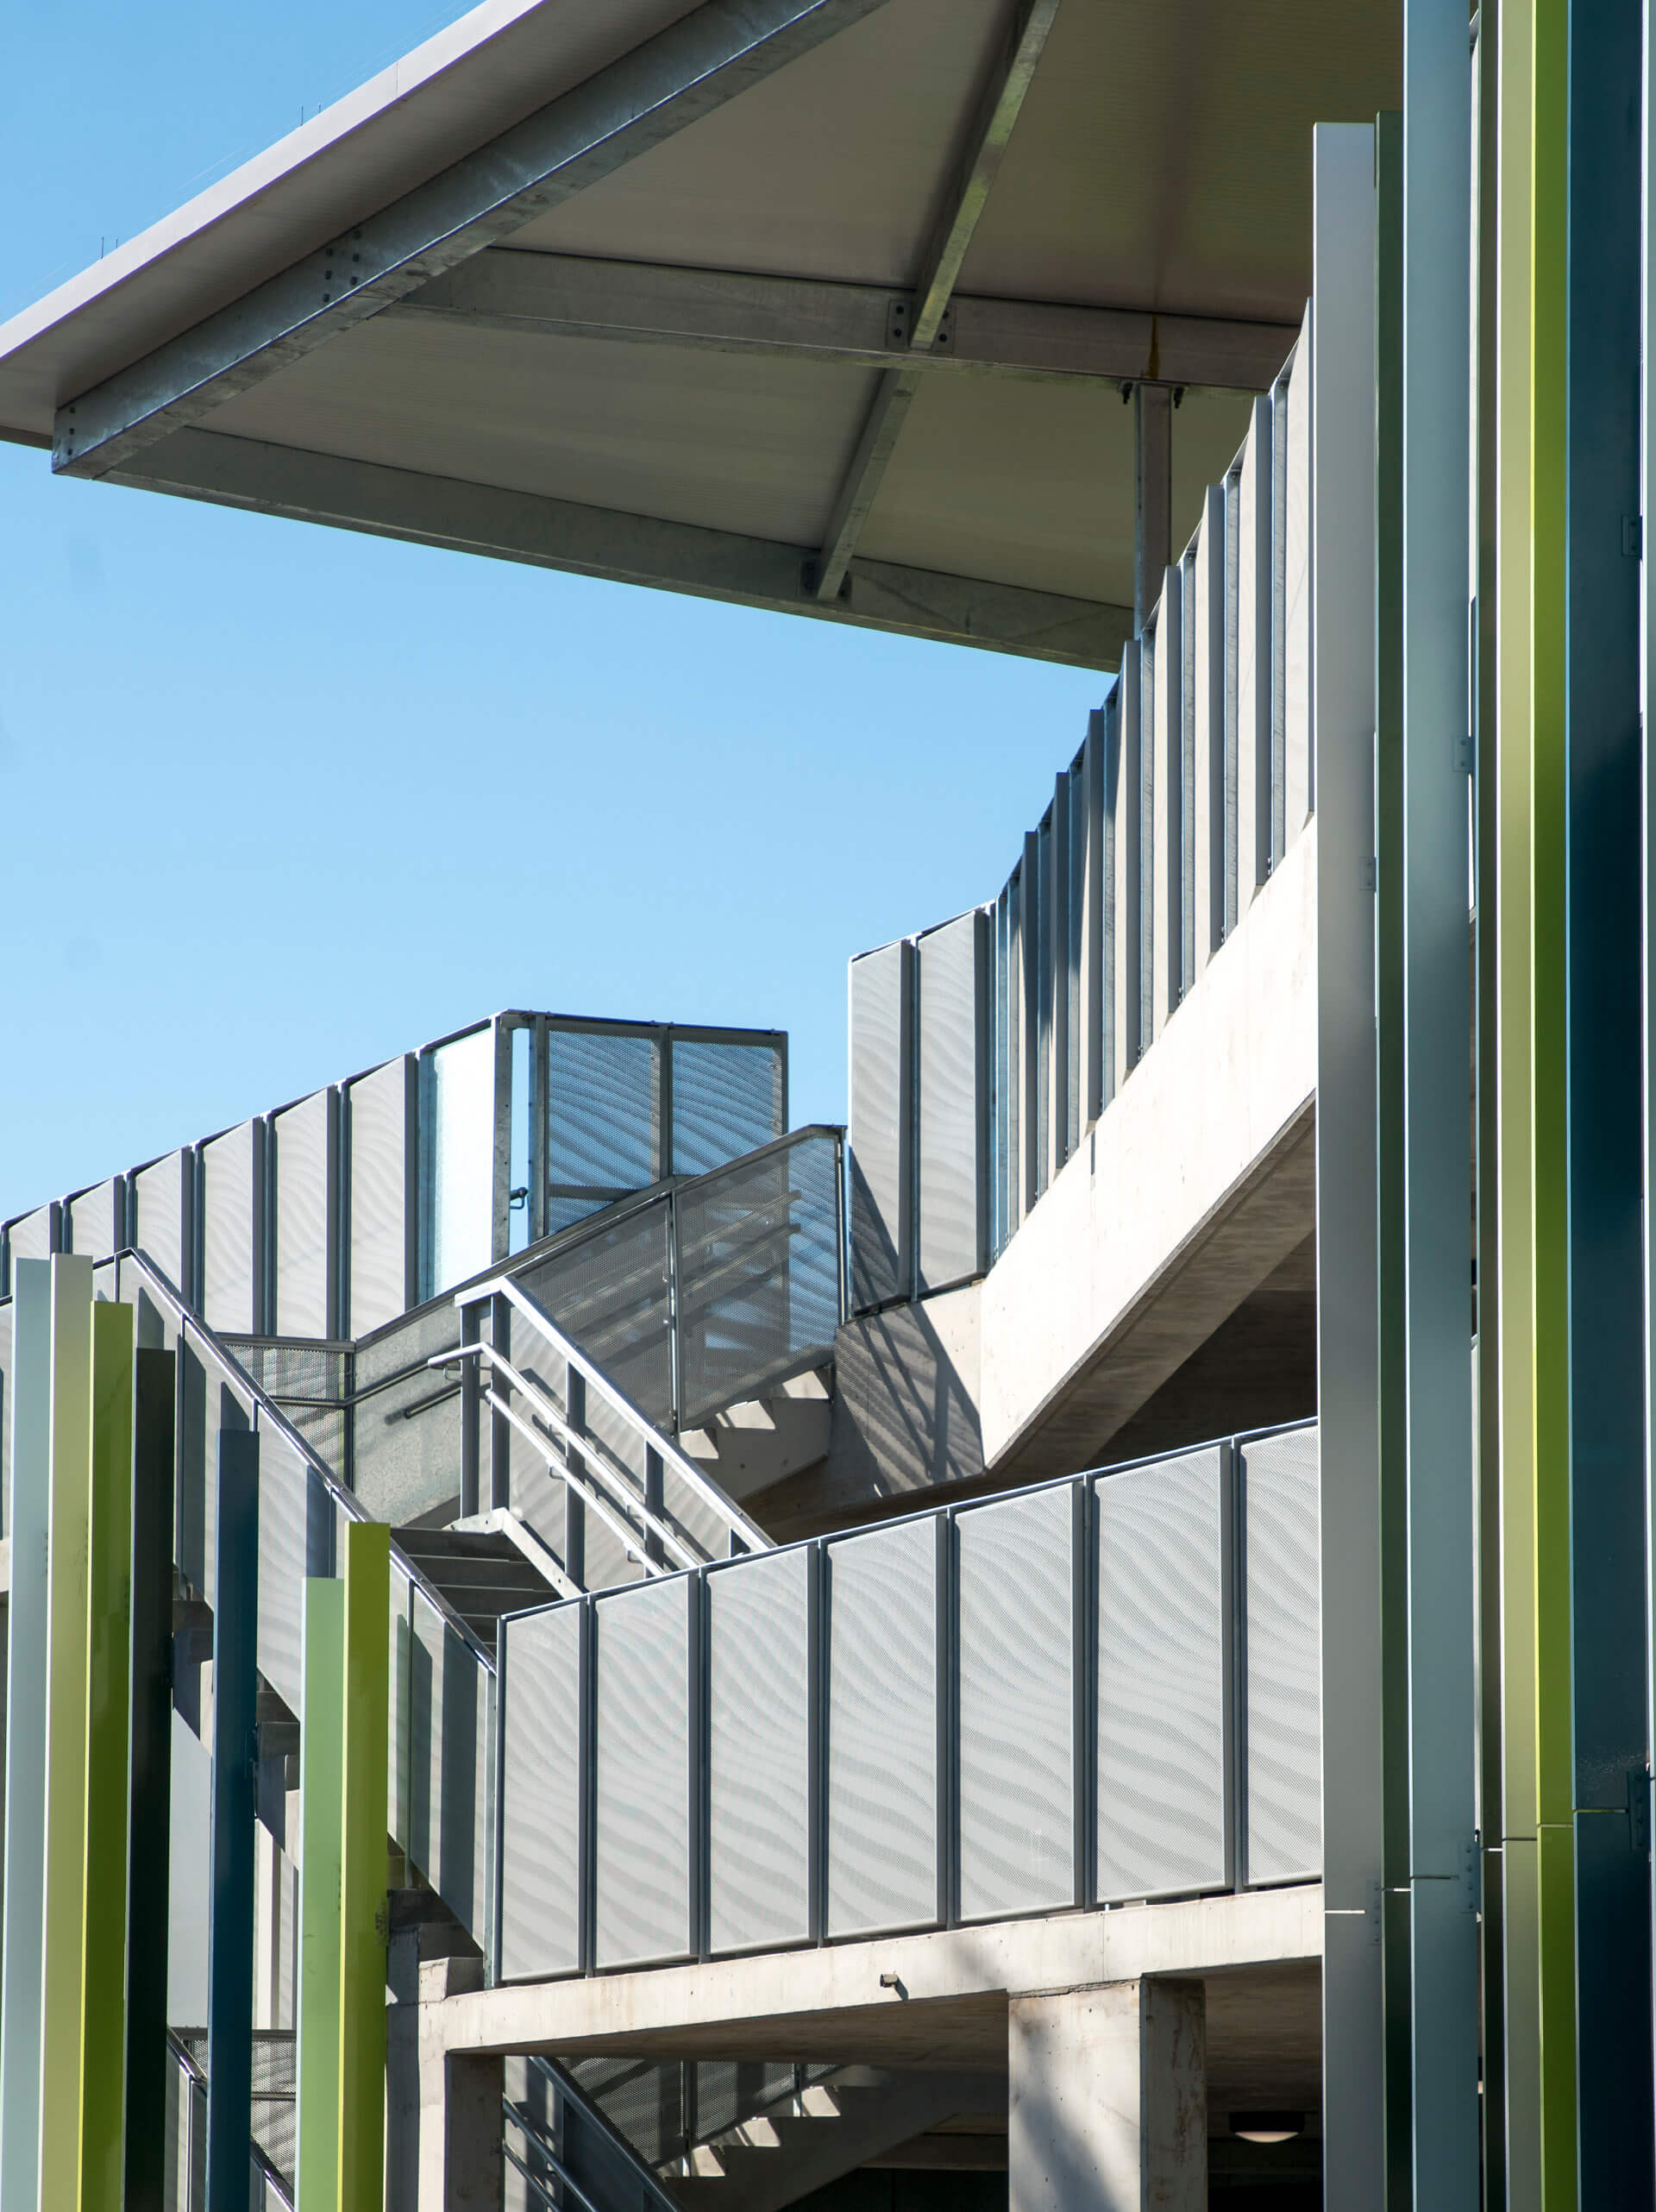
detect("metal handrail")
[456,1272,771,1555]
[480,1380,672,1578]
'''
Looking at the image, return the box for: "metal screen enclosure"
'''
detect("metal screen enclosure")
[706,1546,812,1955]
[499,1604,583,1982]
[1239,1423,1321,1885]
[593,1580,694,1970]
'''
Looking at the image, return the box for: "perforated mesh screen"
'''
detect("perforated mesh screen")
[5,1206,54,1274]
[547,1031,660,1191]
[200,1122,260,1335]
[1095,1448,1228,1901]
[272,1092,332,1338]
[405,1584,492,1942]
[671,1040,783,1178]
[346,1059,411,1335]
[676,1134,839,1430]
[957,1486,1075,1919]
[132,1153,190,1297]
[350,1302,464,1528]
[708,1548,810,1953]
[826,1519,937,1937]
[917,914,984,1295]
[253,1426,308,1714]
[66,1178,121,1262]
[1240,1425,1320,1884]
[849,943,908,1311]
[499,1604,582,1981]
[594,1580,692,1968]
[515,1209,672,1429]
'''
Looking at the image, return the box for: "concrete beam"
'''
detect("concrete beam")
[422,1885,1320,2068]
[115,428,1132,669]
[395,251,1299,391]
[53,0,901,481]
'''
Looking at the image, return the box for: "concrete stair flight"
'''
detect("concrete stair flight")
[392,1511,570,1654]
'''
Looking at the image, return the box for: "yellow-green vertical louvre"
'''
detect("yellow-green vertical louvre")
[1496,0,1543,2199]
[1529,0,1578,2194]
[296,1578,345,2212]
[78,1300,135,2212]
[339,1523,390,2210]
[38,1258,94,2208]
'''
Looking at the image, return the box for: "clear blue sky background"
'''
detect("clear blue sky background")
[0,0,1107,1224]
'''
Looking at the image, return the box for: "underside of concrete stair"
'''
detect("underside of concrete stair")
[392,1514,565,1652]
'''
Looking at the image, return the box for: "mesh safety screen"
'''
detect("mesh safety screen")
[499,1604,582,1981]
[707,1548,811,1953]
[670,1040,783,1178]
[272,1092,332,1338]
[1240,1425,1320,1884]
[547,1031,659,1192]
[515,1208,672,1429]
[404,1584,492,1943]
[594,1580,692,1969]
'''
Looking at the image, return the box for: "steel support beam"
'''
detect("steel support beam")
[53,0,900,481]
[813,0,1063,599]
[116,427,1132,668]
[395,248,1298,390]
[1400,0,1478,2202]
[1133,383,1171,631]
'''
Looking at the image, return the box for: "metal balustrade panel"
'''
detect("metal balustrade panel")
[1239,1425,1321,1884]
[848,940,911,1311]
[516,1206,673,1430]
[594,1580,693,1970]
[826,1518,938,1938]
[4,1205,56,1281]
[957,1485,1076,1920]
[707,1547,811,1953]
[406,1583,492,1943]
[132,1151,191,1298]
[916,913,987,1296]
[345,1057,413,1335]
[66,1176,122,1261]
[253,1424,310,1716]
[271,1090,334,1338]
[499,1604,583,1981]
[1095,1448,1229,1901]
[547,1028,659,1191]
[200,1121,261,1335]
[352,1299,463,1528]
[671,1039,784,1178]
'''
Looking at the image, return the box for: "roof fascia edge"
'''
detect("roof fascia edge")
[116,426,1130,669]
[53,0,900,483]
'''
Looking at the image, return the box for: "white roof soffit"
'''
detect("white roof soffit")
[0,0,1400,669]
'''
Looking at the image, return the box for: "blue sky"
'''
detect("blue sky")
[0,0,1107,1223]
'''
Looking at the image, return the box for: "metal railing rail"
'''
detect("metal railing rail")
[505,2055,683,2212]
[165,2032,293,2212]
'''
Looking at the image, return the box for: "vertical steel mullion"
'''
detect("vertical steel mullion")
[1072,1477,1095,1910]
[658,1029,675,1185]
[459,1301,480,1522]
[1019,831,1040,1213]
[833,1131,848,1327]
[809,1542,827,1945]
[579,1597,596,1975]
[204,1429,259,2212]
[529,1015,549,1247]
[490,1016,515,1267]
[936,1511,957,1929]
[565,1372,586,1591]
[666,1191,683,1435]
[492,1619,508,1985]
[691,1573,708,1964]
[1217,1441,1239,1893]
[489,1293,511,1513]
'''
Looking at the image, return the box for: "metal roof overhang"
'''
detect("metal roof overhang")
[0,0,1399,669]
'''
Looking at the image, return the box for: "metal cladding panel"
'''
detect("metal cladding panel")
[0,1300,10,1535]
[1190,482,1227,975]
[1095,1448,1228,1901]
[346,1058,413,1335]
[1234,395,1274,907]
[916,913,987,1296]
[173,1335,255,1615]
[546,1029,659,1191]
[388,1570,413,1848]
[200,1122,261,1335]
[5,1206,57,1284]
[406,1586,492,1944]
[499,1605,582,1982]
[826,1519,938,1938]
[670,1039,784,1178]
[957,1486,1075,1920]
[131,1154,191,1298]
[848,941,912,1311]
[1240,1426,1321,1884]
[1108,648,1141,1095]
[66,1178,122,1262]
[273,1091,336,1338]
[707,1548,811,1954]
[517,1204,673,1429]
[1282,334,1313,836]
[594,1579,693,1970]
[253,1425,308,1715]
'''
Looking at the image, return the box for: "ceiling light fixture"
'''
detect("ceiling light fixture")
[1229,2111,1305,2146]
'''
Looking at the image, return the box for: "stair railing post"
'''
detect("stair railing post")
[489,1292,511,1512]
[667,1187,684,1436]
[459,1299,480,1520]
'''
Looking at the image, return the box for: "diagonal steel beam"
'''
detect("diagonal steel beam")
[53,0,900,483]
[393,248,1299,389]
[113,426,1132,669]
[813,0,1063,600]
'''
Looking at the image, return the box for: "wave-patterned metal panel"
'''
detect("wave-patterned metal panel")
[200,1121,262,1335]
[848,940,912,1311]
[66,1178,123,1263]
[826,1518,938,1937]
[957,1486,1075,1920]
[345,1058,412,1337]
[272,1090,336,1339]
[916,913,987,1295]
[1095,1447,1229,1901]
[594,1580,693,1970]
[499,1605,582,1982]
[1239,1425,1320,1884]
[405,1585,492,1945]
[130,1154,191,1299]
[708,1548,810,1954]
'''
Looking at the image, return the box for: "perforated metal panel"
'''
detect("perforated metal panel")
[499,1604,583,1981]
[4,1205,57,1284]
[200,1122,262,1335]
[916,912,988,1296]
[405,1585,492,1943]
[517,1205,673,1429]
[346,1058,413,1335]
[272,1090,336,1338]
[957,1486,1076,1920]
[594,1579,693,1969]
[66,1177,123,1261]
[1240,1425,1321,1884]
[670,1040,783,1178]
[848,940,912,1312]
[1109,647,1142,1090]
[254,1426,308,1714]
[707,1547,811,1954]
[1095,1448,1229,1901]
[545,1027,658,1195]
[1282,336,1312,835]
[826,1518,938,1937]
[388,1569,413,1847]
[131,1153,191,1300]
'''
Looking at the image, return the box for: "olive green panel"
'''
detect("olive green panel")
[79,1299,135,2212]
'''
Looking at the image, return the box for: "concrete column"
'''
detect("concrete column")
[1009,1979,1205,2212]
[417,1963,503,2212]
